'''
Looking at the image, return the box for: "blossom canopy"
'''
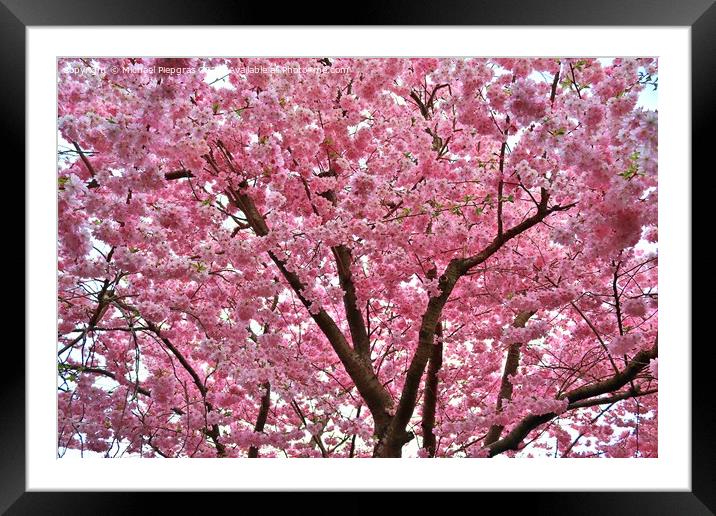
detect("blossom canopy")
[57,57,658,458]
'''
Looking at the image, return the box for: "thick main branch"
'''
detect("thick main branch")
[248,382,271,458]
[375,201,574,456]
[486,338,658,457]
[226,181,393,430]
[483,310,535,446]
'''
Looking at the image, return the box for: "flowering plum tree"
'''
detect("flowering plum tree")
[57,57,658,458]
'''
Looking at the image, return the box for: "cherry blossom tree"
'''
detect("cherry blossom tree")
[57,57,658,458]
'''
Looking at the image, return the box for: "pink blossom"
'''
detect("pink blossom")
[56,57,659,459]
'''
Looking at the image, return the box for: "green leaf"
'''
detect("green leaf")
[191,262,207,273]
[619,151,641,180]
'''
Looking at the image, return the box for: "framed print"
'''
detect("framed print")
[6,0,714,513]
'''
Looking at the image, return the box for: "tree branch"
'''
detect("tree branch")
[459,200,576,272]
[60,363,185,415]
[487,338,657,457]
[164,169,195,180]
[120,307,227,457]
[299,172,372,359]
[332,245,371,358]
[224,174,394,431]
[567,387,657,410]
[420,319,443,457]
[72,141,100,188]
[483,310,535,446]
[375,200,576,456]
[57,279,112,356]
[248,382,271,458]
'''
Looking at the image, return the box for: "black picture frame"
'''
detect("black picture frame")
[5,0,713,513]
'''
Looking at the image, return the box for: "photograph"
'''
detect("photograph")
[56,56,659,459]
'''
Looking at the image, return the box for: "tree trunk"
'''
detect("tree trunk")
[373,429,414,457]
[421,323,443,457]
